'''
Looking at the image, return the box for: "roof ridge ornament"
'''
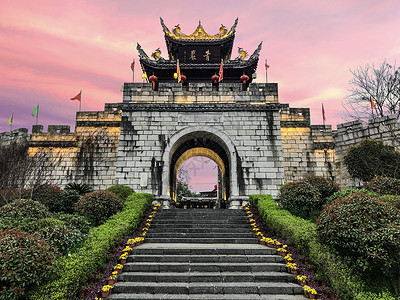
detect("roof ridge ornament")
[151,48,163,61]
[136,43,149,59]
[237,47,248,60]
[160,17,239,41]
[249,42,263,61]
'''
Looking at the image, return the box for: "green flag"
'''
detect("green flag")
[120,86,124,92]
[8,113,13,125]
[32,105,39,117]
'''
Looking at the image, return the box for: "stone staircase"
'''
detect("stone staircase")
[108,209,304,299]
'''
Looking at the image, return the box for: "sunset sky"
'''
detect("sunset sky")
[1,1,400,191]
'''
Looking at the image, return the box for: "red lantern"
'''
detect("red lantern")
[211,75,219,84]
[149,75,158,83]
[149,75,158,90]
[180,74,187,83]
[240,74,249,84]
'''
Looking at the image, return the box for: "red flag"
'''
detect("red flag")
[177,59,181,83]
[218,59,223,82]
[265,60,270,69]
[370,96,376,107]
[130,59,135,71]
[70,91,81,101]
[322,103,326,122]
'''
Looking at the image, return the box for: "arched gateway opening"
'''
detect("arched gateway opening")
[161,126,239,207]
[174,149,225,206]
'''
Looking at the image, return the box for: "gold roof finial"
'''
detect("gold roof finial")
[160,18,238,41]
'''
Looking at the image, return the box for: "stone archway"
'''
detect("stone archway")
[161,126,239,207]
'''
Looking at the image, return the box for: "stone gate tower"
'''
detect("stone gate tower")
[116,18,284,208]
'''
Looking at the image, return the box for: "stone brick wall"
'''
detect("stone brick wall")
[122,82,279,104]
[2,81,399,196]
[333,114,400,187]
[0,128,30,146]
[0,106,121,190]
[116,83,284,201]
[280,104,335,183]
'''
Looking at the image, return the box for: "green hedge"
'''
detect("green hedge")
[29,193,153,300]
[251,194,396,300]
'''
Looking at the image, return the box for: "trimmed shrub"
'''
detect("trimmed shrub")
[317,193,400,293]
[0,199,52,233]
[29,184,63,209]
[30,217,66,233]
[0,229,58,299]
[251,194,397,300]
[64,182,93,195]
[0,198,51,220]
[53,213,92,234]
[278,181,321,219]
[50,190,81,213]
[30,193,153,300]
[380,195,400,210]
[106,184,135,199]
[363,177,400,195]
[303,175,339,200]
[75,190,124,225]
[325,188,378,205]
[34,225,85,255]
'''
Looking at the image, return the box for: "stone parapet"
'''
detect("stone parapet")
[333,114,400,188]
[122,82,278,104]
[0,128,30,146]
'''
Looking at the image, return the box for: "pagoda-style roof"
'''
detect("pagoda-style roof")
[136,18,262,84]
[161,18,237,61]
[160,17,238,42]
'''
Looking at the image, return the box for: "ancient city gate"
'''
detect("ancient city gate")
[114,19,285,208]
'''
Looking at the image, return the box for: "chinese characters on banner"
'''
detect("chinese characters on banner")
[180,46,220,63]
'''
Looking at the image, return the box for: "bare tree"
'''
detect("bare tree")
[0,141,61,204]
[344,60,400,122]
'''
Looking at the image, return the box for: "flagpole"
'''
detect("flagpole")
[265,59,268,83]
[79,90,82,112]
[36,105,39,125]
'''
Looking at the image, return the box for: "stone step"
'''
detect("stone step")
[146,233,255,239]
[127,254,283,263]
[147,227,251,233]
[110,281,303,295]
[130,245,277,256]
[150,220,248,224]
[149,224,250,229]
[155,212,246,215]
[107,209,303,300]
[153,213,246,216]
[144,238,258,244]
[118,271,295,283]
[157,209,245,214]
[107,294,305,300]
[122,262,286,273]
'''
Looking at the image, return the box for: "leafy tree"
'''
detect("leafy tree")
[176,181,197,202]
[344,139,400,181]
[344,60,400,122]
